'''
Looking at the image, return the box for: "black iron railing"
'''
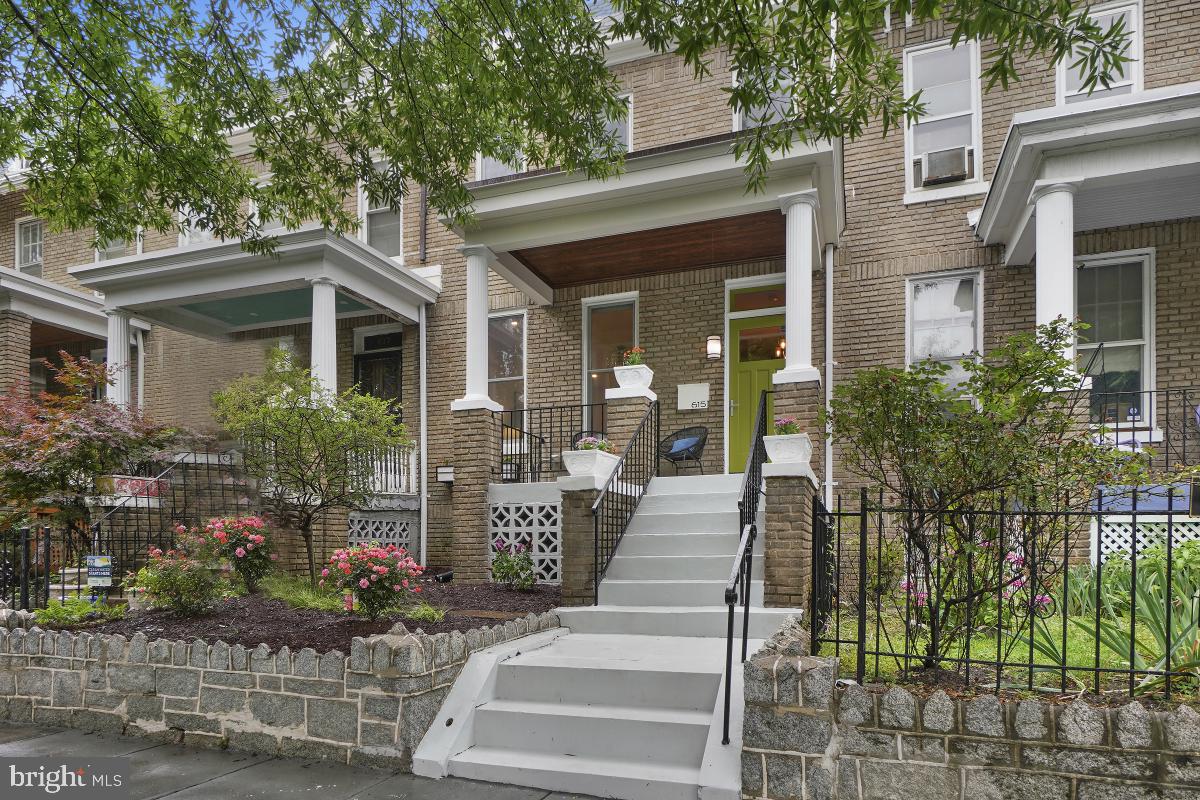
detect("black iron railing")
[722,389,771,745]
[811,486,1200,699]
[494,402,607,483]
[1090,388,1200,472]
[592,401,660,604]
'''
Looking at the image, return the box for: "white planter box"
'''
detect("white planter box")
[764,433,813,465]
[562,449,620,480]
[613,364,654,389]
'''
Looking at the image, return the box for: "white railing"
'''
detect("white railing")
[366,444,419,495]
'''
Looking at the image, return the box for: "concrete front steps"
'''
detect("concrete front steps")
[421,473,801,800]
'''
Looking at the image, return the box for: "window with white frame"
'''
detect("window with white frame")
[907,271,981,388]
[904,40,981,193]
[488,311,525,411]
[477,152,525,181]
[360,170,403,259]
[16,219,43,276]
[179,207,214,247]
[1058,1,1141,105]
[584,296,637,411]
[733,72,793,131]
[1076,252,1153,423]
[603,94,632,152]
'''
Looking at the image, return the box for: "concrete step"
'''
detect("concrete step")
[494,660,720,711]
[556,605,797,638]
[626,510,740,535]
[646,474,743,496]
[472,699,711,765]
[635,491,739,515]
[448,746,702,800]
[606,553,762,581]
[618,532,741,556]
[599,579,764,607]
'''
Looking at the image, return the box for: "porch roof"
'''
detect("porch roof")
[975,82,1200,265]
[448,133,842,304]
[0,269,149,340]
[68,226,440,340]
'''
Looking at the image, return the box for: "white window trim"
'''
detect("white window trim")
[14,216,43,274]
[177,207,216,248]
[1055,0,1143,107]
[1075,247,1156,420]
[581,290,639,406]
[94,228,144,263]
[354,323,405,355]
[904,268,985,371]
[487,309,527,410]
[902,38,985,203]
[357,170,404,264]
[612,92,633,152]
[475,152,527,183]
[730,70,793,133]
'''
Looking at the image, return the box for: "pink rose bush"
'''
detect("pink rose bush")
[321,543,423,620]
[201,516,275,592]
[137,527,223,615]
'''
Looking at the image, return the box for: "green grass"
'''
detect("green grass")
[821,610,1168,693]
[259,574,346,612]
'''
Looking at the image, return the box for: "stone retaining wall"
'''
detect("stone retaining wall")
[742,624,1200,800]
[0,609,559,769]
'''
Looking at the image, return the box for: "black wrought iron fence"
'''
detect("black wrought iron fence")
[494,402,607,483]
[592,401,659,604]
[811,485,1200,699]
[1090,388,1200,473]
[721,389,770,745]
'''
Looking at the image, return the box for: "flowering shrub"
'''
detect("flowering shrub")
[774,416,802,435]
[320,543,423,620]
[575,436,613,453]
[139,529,224,615]
[621,346,646,366]
[201,516,277,592]
[491,540,536,591]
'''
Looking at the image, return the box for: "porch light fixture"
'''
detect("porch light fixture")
[436,465,455,485]
[706,335,722,360]
[774,338,787,359]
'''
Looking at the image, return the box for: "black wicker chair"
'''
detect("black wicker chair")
[658,426,709,474]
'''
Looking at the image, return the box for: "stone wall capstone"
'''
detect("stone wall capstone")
[742,621,1200,800]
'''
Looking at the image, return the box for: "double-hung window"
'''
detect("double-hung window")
[360,165,403,260]
[1076,251,1154,424]
[477,151,525,181]
[904,40,982,197]
[16,219,43,277]
[488,311,526,413]
[603,94,633,152]
[907,271,982,389]
[1058,2,1141,105]
[733,73,793,131]
[179,208,214,247]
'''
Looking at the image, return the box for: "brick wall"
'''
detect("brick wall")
[762,474,817,609]
[0,311,32,395]
[742,624,1200,800]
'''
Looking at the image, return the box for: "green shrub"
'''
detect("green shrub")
[491,541,536,591]
[140,528,225,615]
[404,600,447,624]
[260,573,345,612]
[34,596,125,626]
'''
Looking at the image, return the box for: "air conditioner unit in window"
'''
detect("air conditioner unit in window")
[917,146,971,187]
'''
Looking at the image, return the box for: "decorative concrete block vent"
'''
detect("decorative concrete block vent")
[0,609,560,770]
[741,624,1200,800]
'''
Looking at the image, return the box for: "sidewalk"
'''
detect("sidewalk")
[0,724,597,799]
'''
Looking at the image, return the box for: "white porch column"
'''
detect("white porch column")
[104,309,132,408]
[1033,180,1080,362]
[773,190,821,385]
[451,245,501,411]
[309,277,339,393]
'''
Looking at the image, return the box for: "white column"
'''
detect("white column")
[773,190,822,385]
[104,309,132,408]
[1033,181,1079,362]
[451,245,502,411]
[309,277,339,393]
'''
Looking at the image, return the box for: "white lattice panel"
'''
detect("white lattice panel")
[488,502,563,585]
[348,510,418,559]
[1092,515,1200,563]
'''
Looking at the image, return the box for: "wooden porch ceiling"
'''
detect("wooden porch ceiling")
[30,321,103,349]
[509,210,786,288]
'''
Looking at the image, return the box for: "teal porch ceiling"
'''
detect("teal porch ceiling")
[181,288,369,327]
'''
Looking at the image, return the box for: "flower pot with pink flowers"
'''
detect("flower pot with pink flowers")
[763,416,813,465]
[562,436,620,479]
[612,346,653,389]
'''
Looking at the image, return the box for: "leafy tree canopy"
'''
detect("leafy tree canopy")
[0,0,1133,249]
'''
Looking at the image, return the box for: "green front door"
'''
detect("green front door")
[728,315,785,472]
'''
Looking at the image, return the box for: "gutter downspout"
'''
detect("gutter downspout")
[135,329,145,411]
[419,303,429,567]
[824,243,835,508]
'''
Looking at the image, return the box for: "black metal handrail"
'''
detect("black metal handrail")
[591,401,660,604]
[1089,387,1200,472]
[721,388,771,745]
[493,402,606,483]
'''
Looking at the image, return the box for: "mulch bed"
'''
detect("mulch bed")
[47,581,561,653]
